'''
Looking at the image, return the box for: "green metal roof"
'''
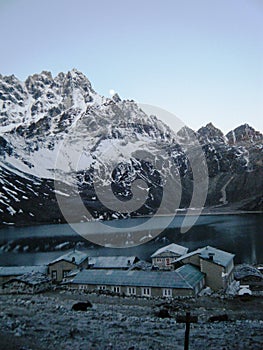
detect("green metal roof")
[176,264,205,287]
[72,264,204,289]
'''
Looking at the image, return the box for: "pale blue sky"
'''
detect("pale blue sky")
[0,0,262,133]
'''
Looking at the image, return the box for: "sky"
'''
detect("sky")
[0,0,262,134]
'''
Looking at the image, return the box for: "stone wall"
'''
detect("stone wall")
[200,259,224,290]
[1,280,51,294]
[69,283,195,298]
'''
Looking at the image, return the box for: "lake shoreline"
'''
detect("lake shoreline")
[0,209,262,230]
[0,213,262,265]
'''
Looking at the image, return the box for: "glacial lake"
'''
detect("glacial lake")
[0,213,262,266]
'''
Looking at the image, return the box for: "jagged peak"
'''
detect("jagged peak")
[27,71,52,81]
[40,70,53,79]
[67,68,91,82]
[70,68,84,75]
[198,122,224,135]
[205,122,216,128]
[60,69,95,92]
[176,125,197,144]
[226,123,262,145]
[231,123,256,134]
[25,71,54,91]
[197,122,226,144]
[20,69,92,89]
[177,125,196,137]
[112,92,121,103]
[0,73,21,85]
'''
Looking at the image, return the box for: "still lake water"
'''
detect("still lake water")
[0,213,262,266]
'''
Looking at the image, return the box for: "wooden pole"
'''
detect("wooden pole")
[184,312,190,350]
[176,311,197,350]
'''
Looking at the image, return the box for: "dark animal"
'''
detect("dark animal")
[155,308,171,318]
[208,314,229,322]
[72,301,92,311]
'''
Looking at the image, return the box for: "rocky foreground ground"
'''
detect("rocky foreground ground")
[0,291,262,350]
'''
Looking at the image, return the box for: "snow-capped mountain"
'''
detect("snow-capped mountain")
[196,123,262,209]
[0,70,262,227]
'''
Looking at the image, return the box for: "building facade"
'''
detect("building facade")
[68,264,205,297]
[48,250,89,282]
[0,266,48,284]
[173,246,235,291]
[151,243,189,270]
[1,272,51,294]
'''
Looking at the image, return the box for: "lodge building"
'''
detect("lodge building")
[172,246,235,291]
[68,264,205,297]
[151,243,188,270]
[48,250,89,282]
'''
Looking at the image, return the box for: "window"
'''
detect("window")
[127,287,136,295]
[97,285,107,290]
[141,287,151,297]
[79,285,87,290]
[51,270,57,280]
[165,258,170,266]
[63,270,70,278]
[112,286,121,293]
[162,288,172,297]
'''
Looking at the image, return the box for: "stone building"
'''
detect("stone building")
[173,246,235,291]
[1,272,51,294]
[151,243,189,270]
[0,266,48,284]
[48,250,89,282]
[68,264,205,297]
[234,264,263,291]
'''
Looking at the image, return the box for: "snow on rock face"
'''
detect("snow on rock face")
[0,69,98,135]
[226,124,263,145]
[0,70,262,226]
[0,70,175,180]
[197,122,227,145]
[0,70,180,225]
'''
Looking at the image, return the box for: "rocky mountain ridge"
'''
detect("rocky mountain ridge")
[0,70,262,227]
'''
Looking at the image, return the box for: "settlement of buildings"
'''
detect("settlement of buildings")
[0,244,239,295]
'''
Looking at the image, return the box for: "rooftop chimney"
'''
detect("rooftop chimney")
[208,253,215,261]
